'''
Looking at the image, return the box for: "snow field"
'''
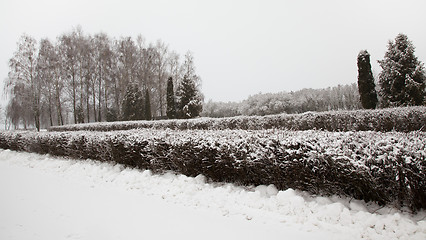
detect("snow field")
[0,149,425,240]
[1,151,327,240]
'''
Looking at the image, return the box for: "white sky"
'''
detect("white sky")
[0,0,425,103]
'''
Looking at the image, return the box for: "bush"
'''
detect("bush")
[0,129,424,211]
[48,106,426,132]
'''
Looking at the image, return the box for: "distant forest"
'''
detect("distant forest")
[202,84,361,118]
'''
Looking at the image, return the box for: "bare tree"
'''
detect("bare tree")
[53,42,65,126]
[115,37,138,118]
[36,38,59,127]
[75,28,89,123]
[79,34,96,123]
[93,33,114,122]
[153,40,168,117]
[4,28,205,125]
[6,34,40,130]
[167,51,181,85]
[58,32,79,124]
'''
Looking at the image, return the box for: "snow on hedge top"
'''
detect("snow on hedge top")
[48,106,426,132]
[3,128,425,170]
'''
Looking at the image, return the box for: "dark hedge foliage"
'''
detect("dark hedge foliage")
[357,50,378,109]
[48,106,426,133]
[0,129,424,211]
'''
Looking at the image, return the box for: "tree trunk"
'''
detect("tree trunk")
[97,64,102,122]
[92,80,97,122]
[86,89,90,123]
[55,75,64,126]
[48,88,53,127]
[114,79,120,117]
[158,74,164,117]
[72,72,77,124]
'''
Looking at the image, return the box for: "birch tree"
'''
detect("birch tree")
[6,34,40,130]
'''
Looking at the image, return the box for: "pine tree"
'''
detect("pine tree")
[106,107,118,122]
[176,75,203,119]
[144,88,151,120]
[378,34,425,107]
[122,83,144,121]
[166,77,176,119]
[357,50,378,109]
[176,52,203,119]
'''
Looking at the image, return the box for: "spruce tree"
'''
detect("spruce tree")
[176,52,203,119]
[144,88,151,120]
[166,77,176,119]
[122,83,144,121]
[378,34,425,107]
[357,50,378,109]
[176,74,203,119]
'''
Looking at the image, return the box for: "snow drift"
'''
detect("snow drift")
[0,149,425,240]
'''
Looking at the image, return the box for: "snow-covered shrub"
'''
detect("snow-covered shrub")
[0,129,424,211]
[48,106,425,132]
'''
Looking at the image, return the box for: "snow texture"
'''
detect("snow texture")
[48,106,426,132]
[1,129,424,210]
[0,149,425,240]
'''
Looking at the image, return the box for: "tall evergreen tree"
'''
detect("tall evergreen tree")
[357,50,378,109]
[176,74,203,119]
[166,77,176,119]
[122,83,144,121]
[144,88,152,120]
[176,52,203,119]
[378,34,425,107]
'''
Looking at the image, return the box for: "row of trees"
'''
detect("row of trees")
[202,84,361,118]
[4,27,203,130]
[357,34,425,109]
[203,34,425,118]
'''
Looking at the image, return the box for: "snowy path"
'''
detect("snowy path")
[0,149,425,240]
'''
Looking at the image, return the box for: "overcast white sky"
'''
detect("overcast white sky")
[1,0,425,104]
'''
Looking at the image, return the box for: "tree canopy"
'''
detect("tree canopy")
[378,34,425,107]
[4,27,204,129]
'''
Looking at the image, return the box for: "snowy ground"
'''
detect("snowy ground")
[0,149,425,240]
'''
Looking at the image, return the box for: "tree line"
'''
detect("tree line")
[4,27,203,130]
[203,33,425,118]
[4,30,424,129]
[202,84,361,118]
[357,33,425,109]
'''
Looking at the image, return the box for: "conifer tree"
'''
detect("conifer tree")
[357,50,378,109]
[378,34,425,107]
[176,52,203,119]
[122,83,144,120]
[166,77,176,119]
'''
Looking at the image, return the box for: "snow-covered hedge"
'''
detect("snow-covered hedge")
[48,106,426,132]
[0,129,424,211]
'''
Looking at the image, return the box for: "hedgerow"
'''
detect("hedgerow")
[48,106,426,132]
[0,129,424,211]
